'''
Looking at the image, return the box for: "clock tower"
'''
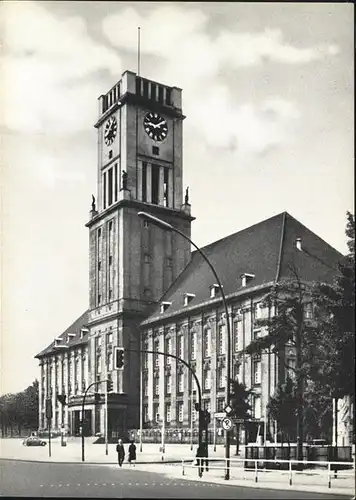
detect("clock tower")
[85,70,194,437]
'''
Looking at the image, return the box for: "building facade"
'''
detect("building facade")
[35,70,343,441]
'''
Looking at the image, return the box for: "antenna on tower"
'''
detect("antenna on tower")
[137,26,141,76]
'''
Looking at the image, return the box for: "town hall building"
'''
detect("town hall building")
[35,70,344,442]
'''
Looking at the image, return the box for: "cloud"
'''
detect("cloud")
[217,29,339,67]
[101,6,337,155]
[0,1,122,133]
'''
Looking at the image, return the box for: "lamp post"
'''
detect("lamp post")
[137,211,232,480]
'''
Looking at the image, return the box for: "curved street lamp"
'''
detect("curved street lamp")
[137,211,232,480]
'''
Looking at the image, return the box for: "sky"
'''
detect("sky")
[1,1,354,395]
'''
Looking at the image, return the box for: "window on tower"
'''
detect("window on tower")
[151,164,159,205]
[114,164,118,202]
[151,83,157,101]
[143,80,149,98]
[165,88,172,106]
[103,173,107,209]
[163,167,169,207]
[158,86,164,104]
[108,168,113,206]
[142,162,147,202]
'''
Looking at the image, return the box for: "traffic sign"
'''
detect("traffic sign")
[214,412,226,419]
[233,418,245,424]
[224,405,232,414]
[222,417,233,430]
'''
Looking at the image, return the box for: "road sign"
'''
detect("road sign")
[233,418,245,424]
[214,412,226,419]
[222,417,233,431]
[224,405,232,414]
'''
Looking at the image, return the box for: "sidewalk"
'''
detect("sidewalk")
[1,438,354,497]
[133,462,355,497]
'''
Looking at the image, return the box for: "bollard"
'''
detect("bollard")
[328,462,331,489]
[254,460,258,483]
[289,460,293,486]
[182,460,185,476]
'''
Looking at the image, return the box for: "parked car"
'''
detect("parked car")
[23,436,47,447]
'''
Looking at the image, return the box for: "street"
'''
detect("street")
[0,460,351,499]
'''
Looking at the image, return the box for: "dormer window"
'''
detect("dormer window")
[241,273,255,288]
[80,328,89,340]
[55,336,62,347]
[67,333,76,343]
[184,293,195,306]
[210,284,221,298]
[160,301,172,313]
[296,238,302,251]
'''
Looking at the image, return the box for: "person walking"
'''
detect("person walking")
[116,439,125,467]
[128,440,137,466]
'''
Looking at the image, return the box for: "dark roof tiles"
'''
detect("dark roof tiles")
[143,212,342,323]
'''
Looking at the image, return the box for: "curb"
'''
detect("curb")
[0,457,183,465]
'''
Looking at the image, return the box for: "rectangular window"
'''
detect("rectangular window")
[153,403,159,423]
[191,333,196,360]
[163,167,169,207]
[178,372,184,392]
[154,339,159,367]
[143,376,148,397]
[135,77,141,95]
[165,338,172,365]
[96,355,101,374]
[103,172,107,209]
[143,79,149,98]
[151,83,156,101]
[177,336,183,359]
[203,328,211,358]
[108,167,113,206]
[233,322,240,352]
[109,255,113,266]
[107,332,113,344]
[107,352,113,371]
[97,294,101,305]
[218,325,225,355]
[253,396,262,419]
[114,163,118,202]
[203,399,211,412]
[166,375,171,394]
[177,402,184,422]
[165,403,171,423]
[218,366,226,388]
[203,368,211,390]
[217,398,225,412]
[165,88,172,106]
[154,377,159,396]
[143,405,148,423]
[142,162,147,202]
[158,86,164,103]
[151,164,159,205]
[152,146,159,156]
[253,358,261,385]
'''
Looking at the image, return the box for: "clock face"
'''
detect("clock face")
[143,112,168,142]
[104,116,118,146]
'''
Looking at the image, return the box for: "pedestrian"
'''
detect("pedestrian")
[116,439,125,467]
[128,440,137,466]
[195,443,204,477]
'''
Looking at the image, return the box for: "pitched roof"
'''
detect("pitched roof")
[35,310,89,359]
[142,212,342,324]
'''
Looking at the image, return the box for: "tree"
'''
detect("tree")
[243,265,320,461]
[313,212,355,399]
[0,380,39,437]
[230,380,252,455]
[312,212,355,445]
[268,377,298,444]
